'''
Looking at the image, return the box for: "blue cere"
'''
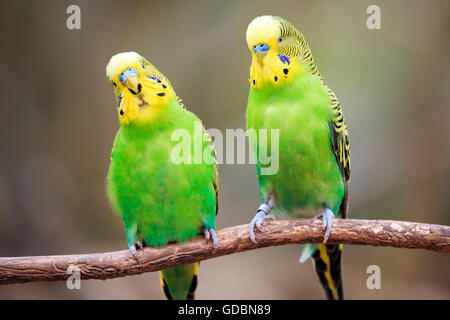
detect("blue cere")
[278,54,290,65]
[147,75,161,83]
[119,68,139,84]
[117,93,122,108]
[253,43,269,53]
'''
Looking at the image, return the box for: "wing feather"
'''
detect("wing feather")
[326,85,350,218]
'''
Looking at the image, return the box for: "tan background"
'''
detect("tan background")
[0,0,449,299]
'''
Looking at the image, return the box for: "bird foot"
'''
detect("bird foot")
[314,208,334,243]
[204,227,218,249]
[129,241,145,263]
[249,203,276,243]
[136,241,144,249]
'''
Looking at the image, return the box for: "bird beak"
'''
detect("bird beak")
[124,75,140,94]
[119,68,141,94]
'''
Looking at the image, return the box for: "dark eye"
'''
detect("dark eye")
[278,37,283,43]
[112,82,117,88]
[142,64,146,69]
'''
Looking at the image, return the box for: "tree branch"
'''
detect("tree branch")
[0,218,448,285]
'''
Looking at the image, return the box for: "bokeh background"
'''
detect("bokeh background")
[0,0,449,299]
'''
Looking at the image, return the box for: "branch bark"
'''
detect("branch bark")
[0,218,448,285]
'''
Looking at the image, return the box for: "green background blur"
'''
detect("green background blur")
[0,0,449,299]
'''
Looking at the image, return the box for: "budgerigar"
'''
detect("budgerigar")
[245,16,351,300]
[106,52,219,300]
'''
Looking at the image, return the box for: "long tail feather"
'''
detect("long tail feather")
[160,263,198,300]
[312,244,344,300]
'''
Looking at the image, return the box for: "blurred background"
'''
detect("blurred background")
[0,0,449,299]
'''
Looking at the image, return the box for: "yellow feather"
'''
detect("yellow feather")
[318,244,339,300]
[106,52,177,125]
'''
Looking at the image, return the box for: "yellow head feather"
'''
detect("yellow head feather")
[246,16,319,88]
[106,52,175,125]
[246,15,280,50]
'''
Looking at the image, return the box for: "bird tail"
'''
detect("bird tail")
[300,243,344,300]
[313,244,344,300]
[159,263,198,300]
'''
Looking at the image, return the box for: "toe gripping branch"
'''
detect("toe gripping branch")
[249,198,276,243]
[314,207,335,243]
[129,241,145,263]
[204,227,218,249]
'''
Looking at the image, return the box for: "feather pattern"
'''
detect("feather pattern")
[246,16,350,299]
[106,52,217,300]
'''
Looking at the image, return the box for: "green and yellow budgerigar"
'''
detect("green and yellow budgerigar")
[106,52,218,300]
[245,16,351,300]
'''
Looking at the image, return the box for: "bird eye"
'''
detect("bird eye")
[112,82,117,88]
[142,64,146,69]
[278,37,283,43]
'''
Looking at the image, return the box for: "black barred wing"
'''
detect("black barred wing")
[326,86,350,182]
[326,85,350,218]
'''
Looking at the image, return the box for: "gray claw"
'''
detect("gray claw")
[249,210,275,243]
[314,208,334,243]
[204,228,210,240]
[204,227,218,249]
[209,228,218,249]
[136,241,144,249]
[129,244,140,263]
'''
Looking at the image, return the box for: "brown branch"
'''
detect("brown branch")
[0,218,448,285]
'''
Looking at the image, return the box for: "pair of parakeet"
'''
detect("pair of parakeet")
[105,15,350,300]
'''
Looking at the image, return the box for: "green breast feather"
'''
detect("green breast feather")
[247,72,345,217]
[107,100,217,247]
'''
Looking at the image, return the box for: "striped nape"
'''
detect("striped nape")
[301,42,322,80]
[275,17,322,79]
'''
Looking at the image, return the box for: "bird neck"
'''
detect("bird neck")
[249,52,308,90]
[119,96,179,131]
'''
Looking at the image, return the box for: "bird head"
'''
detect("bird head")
[106,52,174,125]
[246,16,313,88]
